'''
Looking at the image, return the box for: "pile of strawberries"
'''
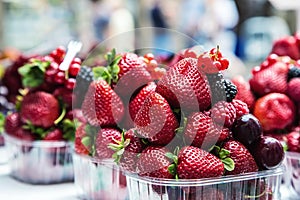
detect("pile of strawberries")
[76,46,284,189]
[3,46,85,142]
[232,32,300,153]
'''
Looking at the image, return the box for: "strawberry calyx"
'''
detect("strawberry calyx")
[165,146,180,179]
[15,88,29,112]
[18,59,50,88]
[81,124,98,156]
[93,48,121,85]
[108,130,131,164]
[213,145,235,172]
[60,118,76,141]
[22,121,49,139]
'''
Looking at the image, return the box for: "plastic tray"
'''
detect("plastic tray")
[125,166,284,200]
[4,133,74,184]
[281,151,300,199]
[73,153,128,200]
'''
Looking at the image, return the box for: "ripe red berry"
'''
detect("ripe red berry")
[219,57,229,70]
[56,46,66,58]
[54,71,65,84]
[267,54,278,65]
[68,63,81,77]
[65,78,76,90]
[72,57,82,65]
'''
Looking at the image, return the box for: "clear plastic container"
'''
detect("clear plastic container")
[73,153,128,200]
[281,151,300,199]
[3,133,74,184]
[125,166,284,200]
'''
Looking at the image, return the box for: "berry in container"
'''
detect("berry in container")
[1,45,85,184]
[4,133,74,184]
[75,46,285,199]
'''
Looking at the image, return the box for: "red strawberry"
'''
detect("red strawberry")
[14,128,36,141]
[81,80,124,127]
[95,128,121,159]
[286,130,300,152]
[129,82,156,121]
[253,93,296,131]
[113,52,152,98]
[43,128,63,141]
[75,123,90,155]
[230,99,249,119]
[287,77,300,103]
[134,92,179,145]
[218,127,231,143]
[249,61,289,97]
[155,58,211,113]
[4,112,22,136]
[183,112,221,150]
[177,146,224,179]
[210,101,236,127]
[53,87,74,109]
[222,140,258,175]
[271,36,300,60]
[117,128,145,172]
[20,91,60,128]
[231,75,255,110]
[136,146,173,179]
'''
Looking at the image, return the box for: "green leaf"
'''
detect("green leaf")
[168,164,176,176]
[18,60,49,88]
[61,119,76,141]
[81,136,91,148]
[219,148,230,159]
[0,112,5,133]
[222,157,235,172]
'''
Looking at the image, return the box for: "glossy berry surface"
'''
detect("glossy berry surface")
[250,136,284,170]
[232,114,262,146]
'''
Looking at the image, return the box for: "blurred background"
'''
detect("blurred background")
[0,0,299,67]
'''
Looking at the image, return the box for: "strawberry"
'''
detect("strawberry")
[231,75,255,110]
[43,128,63,141]
[271,36,300,60]
[95,128,121,159]
[75,123,91,155]
[81,80,124,127]
[155,58,211,113]
[136,146,173,179]
[222,140,258,175]
[109,52,152,99]
[14,127,36,141]
[230,99,249,119]
[217,127,231,143]
[287,77,300,103]
[253,93,296,131]
[134,92,179,145]
[111,128,145,173]
[4,112,22,136]
[210,101,236,127]
[129,81,156,121]
[53,87,74,109]
[177,146,224,179]
[286,130,300,152]
[20,91,60,128]
[183,112,221,150]
[249,61,289,97]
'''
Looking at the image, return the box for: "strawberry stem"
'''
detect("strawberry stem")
[54,104,66,125]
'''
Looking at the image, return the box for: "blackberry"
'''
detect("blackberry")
[73,66,94,108]
[206,73,237,104]
[223,79,237,102]
[288,66,300,81]
[206,73,226,104]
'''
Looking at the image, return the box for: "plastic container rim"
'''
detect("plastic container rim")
[74,152,284,186]
[3,132,73,148]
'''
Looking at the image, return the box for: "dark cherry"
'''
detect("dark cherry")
[250,136,284,170]
[232,114,262,146]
